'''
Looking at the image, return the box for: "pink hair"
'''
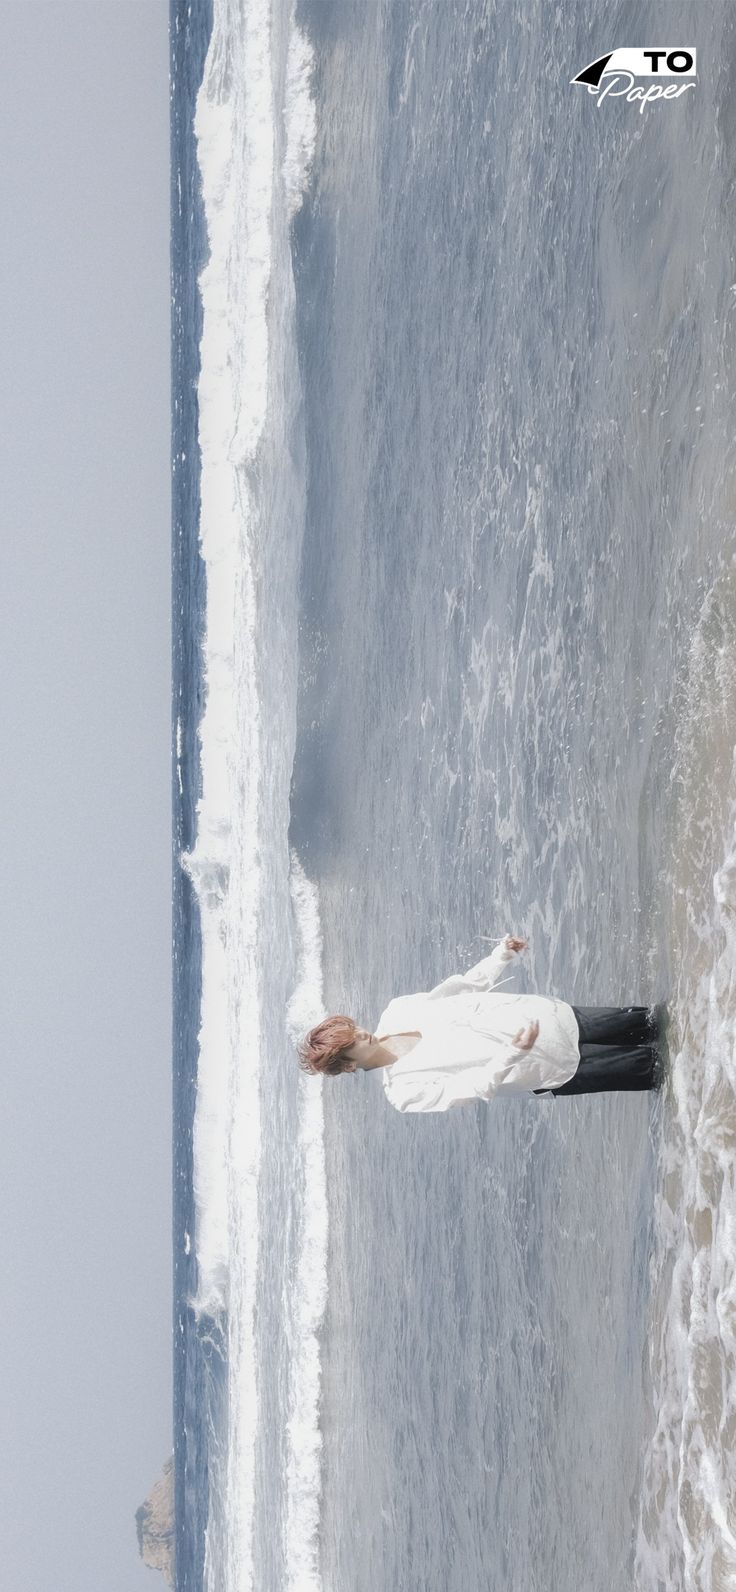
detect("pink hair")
[297,1014,359,1077]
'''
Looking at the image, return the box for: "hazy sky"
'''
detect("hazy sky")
[0,4,172,1588]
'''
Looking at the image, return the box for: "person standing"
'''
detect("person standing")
[297,935,664,1112]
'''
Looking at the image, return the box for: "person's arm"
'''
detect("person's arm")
[425,934,526,1000]
[385,1067,495,1112]
[388,1049,539,1111]
[510,1019,540,1051]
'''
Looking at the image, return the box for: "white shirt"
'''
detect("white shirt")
[377,936,580,1113]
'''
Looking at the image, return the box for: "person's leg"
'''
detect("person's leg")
[571,1005,659,1047]
[538,1042,660,1094]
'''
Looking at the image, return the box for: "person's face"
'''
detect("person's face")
[341,1027,375,1070]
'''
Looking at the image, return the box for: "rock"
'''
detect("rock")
[135,1455,175,1586]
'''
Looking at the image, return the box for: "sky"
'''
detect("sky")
[0,4,172,1588]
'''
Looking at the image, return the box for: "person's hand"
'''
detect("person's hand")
[512,1019,540,1051]
[506,935,528,953]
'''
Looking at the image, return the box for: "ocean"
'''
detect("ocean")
[170,3,736,1589]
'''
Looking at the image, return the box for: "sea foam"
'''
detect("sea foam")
[636,570,736,1592]
[184,1,318,1588]
[284,853,329,1592]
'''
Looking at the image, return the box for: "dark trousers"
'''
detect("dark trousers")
[534,1006,661,1095]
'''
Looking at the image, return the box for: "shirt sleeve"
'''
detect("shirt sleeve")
[375,995,414,1034]
[384,1070,490,1112]
[424,936,518,1000]
[386,1055,534,1112]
